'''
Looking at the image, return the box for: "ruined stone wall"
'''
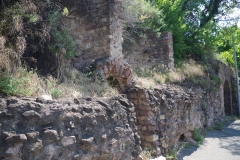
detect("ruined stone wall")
[63,0,123,70]
[123,31,174,70]
[127,84,224,154]
[218,62,234,115]
[64,0,174,73]
[0,96,141,160]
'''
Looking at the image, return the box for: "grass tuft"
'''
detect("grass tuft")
[134,60,206,88]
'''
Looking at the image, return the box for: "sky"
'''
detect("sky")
[217,8,240,27]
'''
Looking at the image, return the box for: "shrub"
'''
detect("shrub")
[192,128,204,144]
[50,88,62,98]
[213,122,224,131]
[123,0,162,28]
[0,68,39,96]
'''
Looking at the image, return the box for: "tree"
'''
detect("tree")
[215,25,240,69]
[149,0,239,63]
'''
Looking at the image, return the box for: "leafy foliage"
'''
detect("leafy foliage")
[124,0,163,29]
[192,128,205,144]
[140,0,240,63]
[123,0,165,48]
[215,25,240,69]
[0,0,78,76]
[48,28,77,58]
[0,68,38,96]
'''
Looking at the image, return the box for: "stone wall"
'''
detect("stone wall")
[127,78,231,154]
[218,62,234,115]
[62,0,123,70]
[123,31,174,70]
[0,96,141,160]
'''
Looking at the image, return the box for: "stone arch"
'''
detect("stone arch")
[224,80,232,116]
[96,57,134,92]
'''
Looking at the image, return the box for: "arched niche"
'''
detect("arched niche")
[224,80,232,116]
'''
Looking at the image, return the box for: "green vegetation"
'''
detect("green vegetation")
[202,103,208,110]
[206,118,233,131]
[0,0,239,98]
[0,67,118,98]
[192,128,205,145]
[215,25,240,69]
[125,0,239,66]
[230,115,240,120]
[213,122,225,131]
[166,142,187,160]
[0,68,38,96]
[140,150,152,160]
[124,0,162,29]
[48,10,78,58]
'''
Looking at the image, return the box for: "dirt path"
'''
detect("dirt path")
[177,120,240,160]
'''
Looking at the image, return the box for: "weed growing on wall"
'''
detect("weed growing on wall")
[134,60,222,93]
[123,0,162,28]
[166,142,186,160]
[201,103,208,110]
[140,150,152,160]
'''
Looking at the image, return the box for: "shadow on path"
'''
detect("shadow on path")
[177,120,240,160]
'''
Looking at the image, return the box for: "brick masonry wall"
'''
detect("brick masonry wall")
[123,31,174,70]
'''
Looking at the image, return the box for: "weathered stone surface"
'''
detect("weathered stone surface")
[128,69,234,155]
[61,136,76,146]
[43,130,59,144]
[5,134,27,143]
[145,134,159,142]
[123,31,174,70]
[5,143,23,156]
[22,110,41,120]
[0,96,140,160]
[26,132,39,142]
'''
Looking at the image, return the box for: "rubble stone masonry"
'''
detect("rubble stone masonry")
[127,84,224,154]
[123,31,174,70]
[63,0,124,70]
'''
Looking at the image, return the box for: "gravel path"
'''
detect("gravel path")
[177,120,240,160]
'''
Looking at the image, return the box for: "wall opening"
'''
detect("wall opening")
[179,134,185,142]
[224,80,232,116]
